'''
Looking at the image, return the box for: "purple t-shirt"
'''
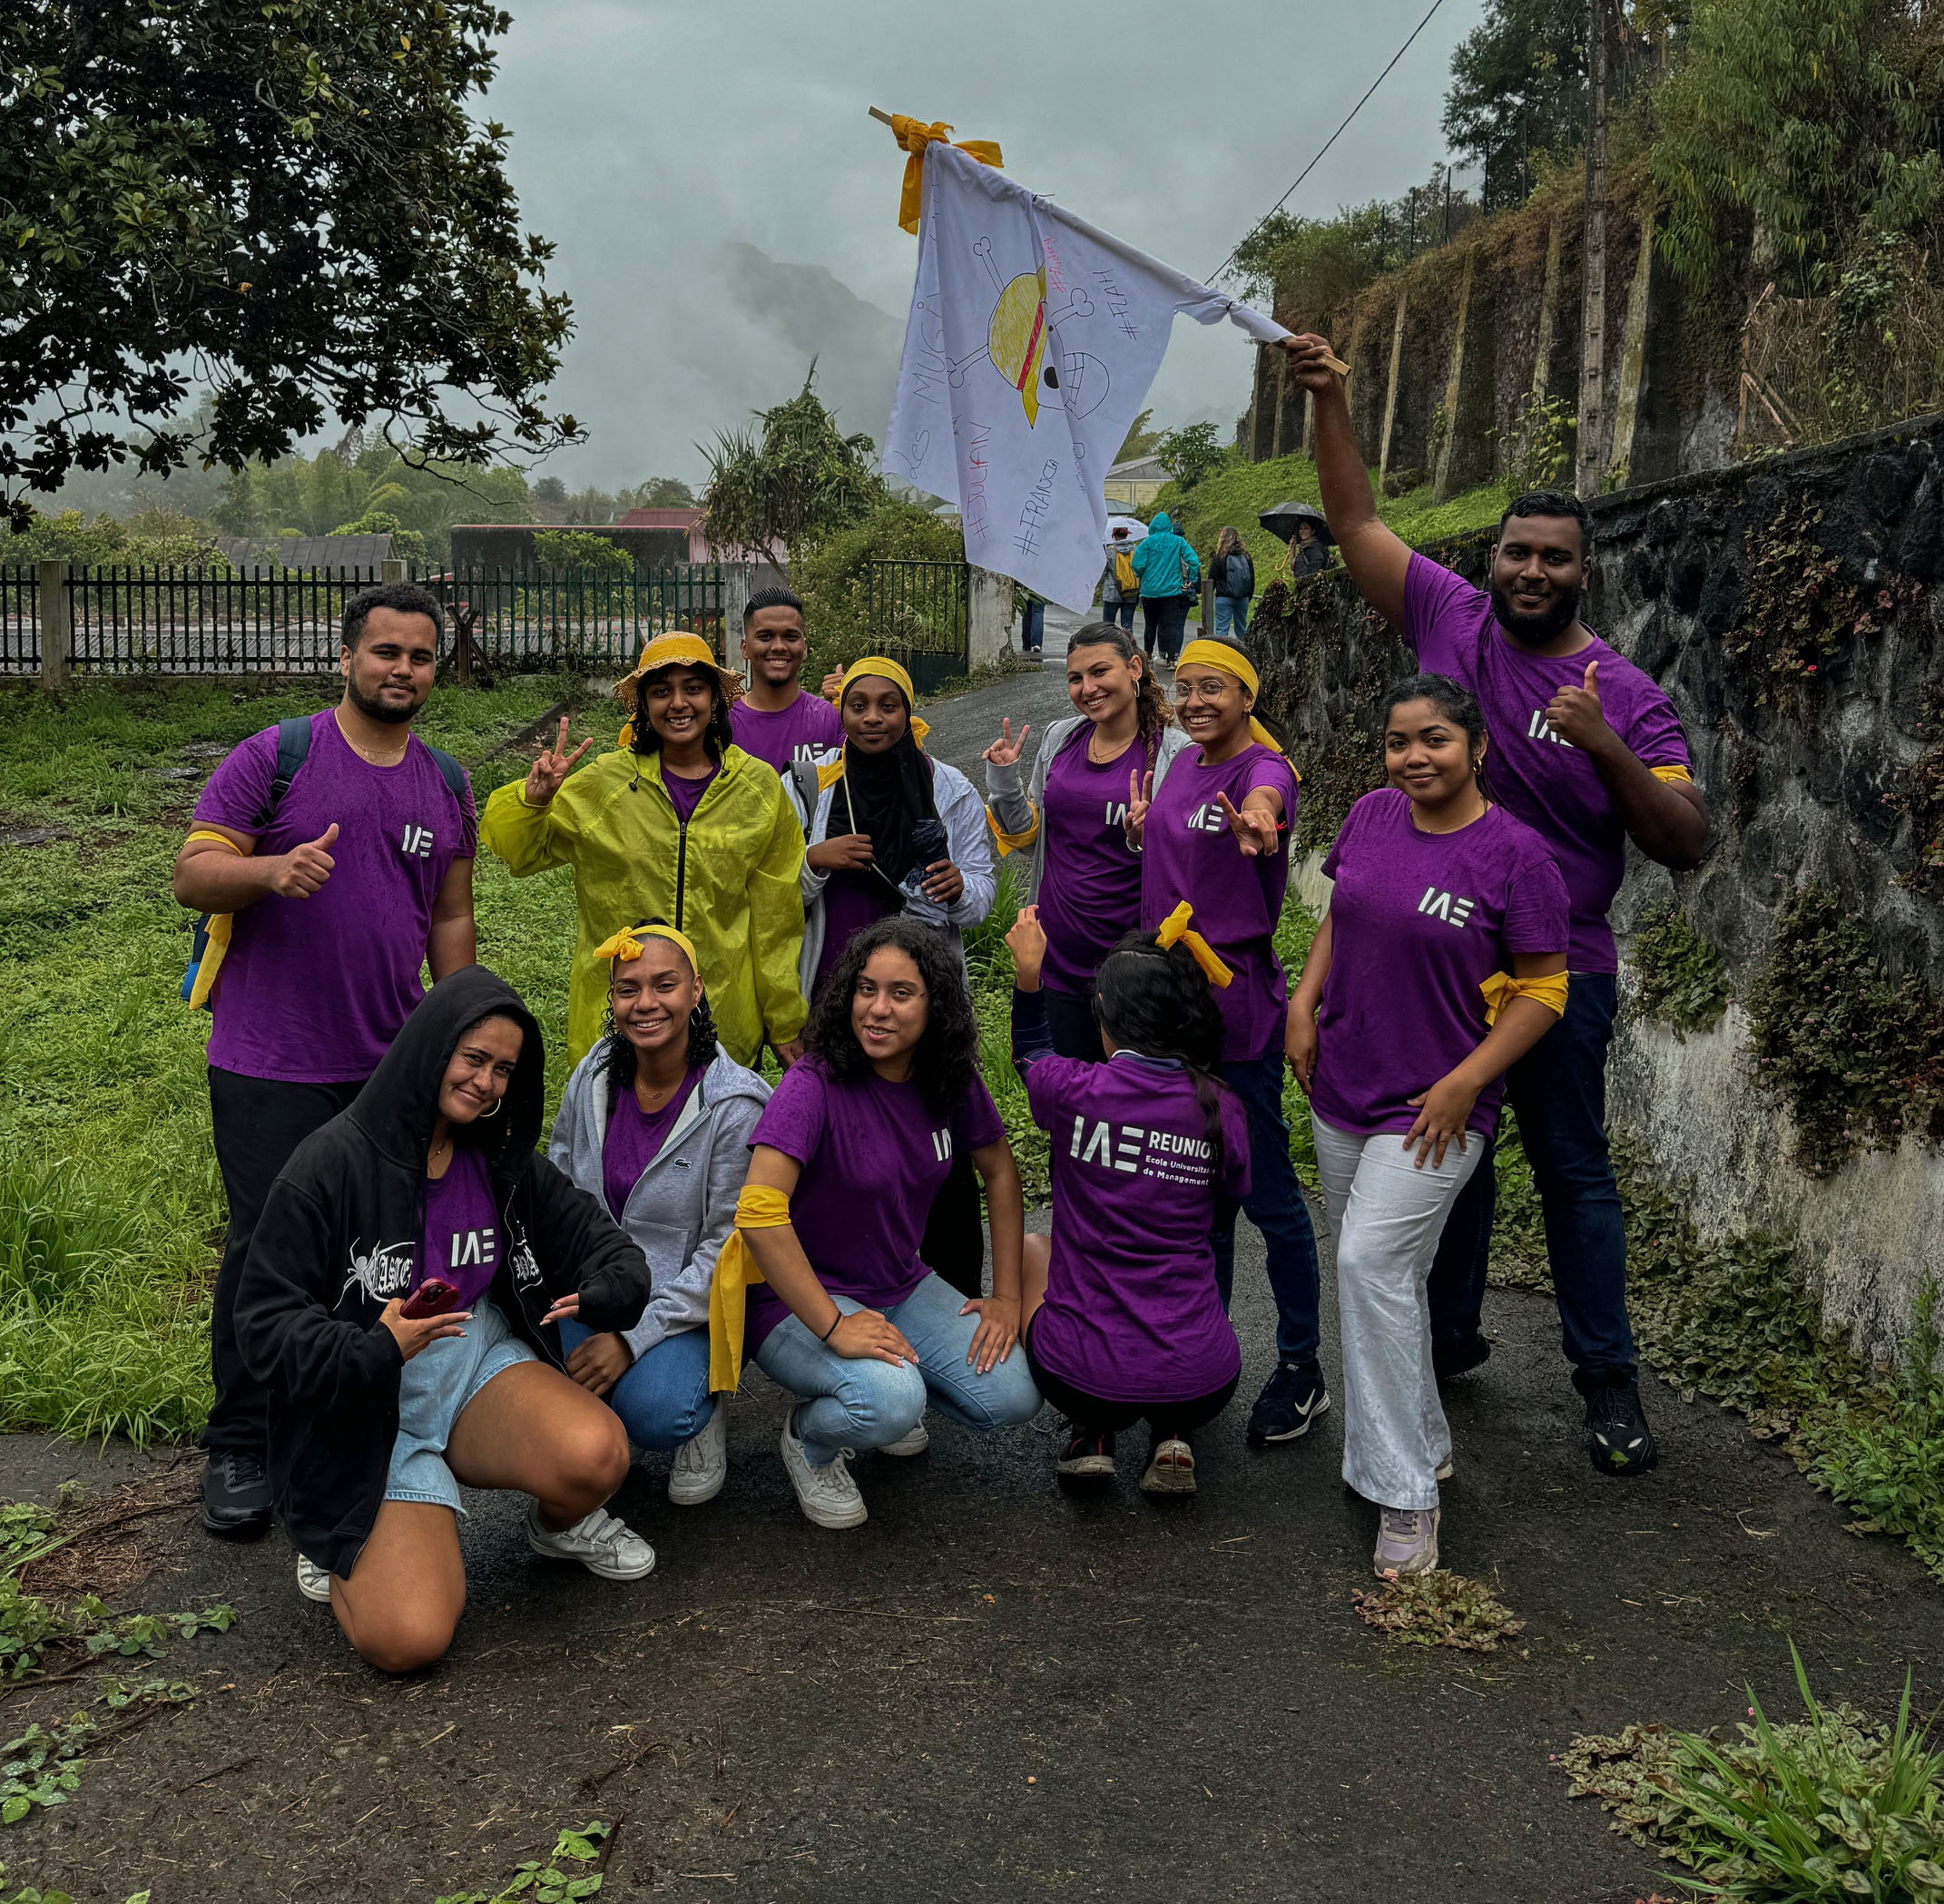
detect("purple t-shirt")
[742,1057,1005,1352]
[1138,741,1301,1064]
[602,1067,703,1222]
[811,869,891,997]
[729,692,844,773]
[415,1146,501,1312]
[1311,790,1569,1139]
[1037,731,1147,996]
[1027,1052,1248,1401]
[192,710,476,1083]
[662,762,717,822]
[1404,554,1692,973]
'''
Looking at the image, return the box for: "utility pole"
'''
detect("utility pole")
[1576,0,1611,498]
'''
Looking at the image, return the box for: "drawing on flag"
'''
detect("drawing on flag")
[882,137,1289,612]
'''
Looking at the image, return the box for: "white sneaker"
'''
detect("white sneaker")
[668,1398,729,1506]
[525,1503,656,1581]
[296,1556,332,1604]
[879,1418,929,1457]
[780,1407,867,1529]
[1373,1506,1441,1577]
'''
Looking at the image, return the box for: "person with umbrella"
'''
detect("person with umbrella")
[1260,502,1335,579]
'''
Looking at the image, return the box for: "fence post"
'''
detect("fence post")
[966,566,1012,666]
[36,561,71,691]
[379,558,407,584]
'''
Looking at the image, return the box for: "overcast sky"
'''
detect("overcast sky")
[491,0,1487,491]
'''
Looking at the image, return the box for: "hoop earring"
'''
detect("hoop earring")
[478,1097,502,1119]
[690,1002,707,1027]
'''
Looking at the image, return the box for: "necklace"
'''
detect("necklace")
[1087,724,1137,765]
[335,709,408,767]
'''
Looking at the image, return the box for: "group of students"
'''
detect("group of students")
[169,329,1705,1670]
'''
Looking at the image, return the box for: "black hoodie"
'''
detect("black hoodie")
[234,965,652,1578]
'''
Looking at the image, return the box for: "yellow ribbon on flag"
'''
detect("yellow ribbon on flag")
[1155,901,1233,989]
[888,115,1004,234]
[1478,970,1570,1026]
[707,1183,793,1394]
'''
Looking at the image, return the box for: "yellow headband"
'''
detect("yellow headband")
[592,922,700,973]
[820,656,931,788]
[1173,640,1292,764]
[1155,901,1233,989]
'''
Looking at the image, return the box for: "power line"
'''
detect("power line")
[1206,0,1452,286]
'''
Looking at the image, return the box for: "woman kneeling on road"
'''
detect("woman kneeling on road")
[737,916,1040,1528]
[549,921,770,1508]
[238,966,656,1673]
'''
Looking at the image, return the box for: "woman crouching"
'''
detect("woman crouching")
[237,966,656,1673]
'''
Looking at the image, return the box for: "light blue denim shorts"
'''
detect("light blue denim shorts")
[385,1298,537,1515]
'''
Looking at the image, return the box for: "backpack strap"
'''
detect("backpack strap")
[420,741,468,804]
[261,713,314,826]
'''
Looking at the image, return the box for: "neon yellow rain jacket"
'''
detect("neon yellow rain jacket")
[480,747,808,1068]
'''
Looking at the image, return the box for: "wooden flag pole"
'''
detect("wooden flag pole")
[867,106,894,126]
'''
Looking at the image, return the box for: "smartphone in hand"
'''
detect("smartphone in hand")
[399,1278,460,1320]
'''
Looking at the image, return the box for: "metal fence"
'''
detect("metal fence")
[434,564,726,672]
[862,559,969,694]
[0,566,35,672]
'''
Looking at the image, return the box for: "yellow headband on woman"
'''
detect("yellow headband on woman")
[1155,901,1233,988]
[1173,639,1294,766]
[820,654,932,789]
[591,922,699,972]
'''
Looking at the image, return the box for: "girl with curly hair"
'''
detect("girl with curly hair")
[547,921,771,1515]
[737,916,1040,1529]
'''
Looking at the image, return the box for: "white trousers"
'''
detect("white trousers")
[1311,1114,1486,1511]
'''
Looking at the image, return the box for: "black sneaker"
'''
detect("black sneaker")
[1432,1333,1492,1382]
[1583,1374,1660,1476]
[1246,1360,1330,1446]
[201,1448,273,1536]
[1055,1425,1116,1479]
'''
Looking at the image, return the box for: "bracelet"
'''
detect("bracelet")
[819,1310,842,1341]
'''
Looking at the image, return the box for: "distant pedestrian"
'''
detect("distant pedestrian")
[1016,585,1046,655]
[729,586,843,773]
[1293,518,1331,576]
[1100,529,1141,632]
[1129,510,1199,666]
[1212,526,1256,639]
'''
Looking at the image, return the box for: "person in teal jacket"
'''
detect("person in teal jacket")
[1130,512,1201,668]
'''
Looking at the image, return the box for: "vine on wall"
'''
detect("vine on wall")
[1627,907,1733,1038]
[1890,739,1944,906]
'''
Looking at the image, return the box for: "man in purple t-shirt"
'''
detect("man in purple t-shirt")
[727,586,844,774]
[1281,332,1709,1479]
[172,582,478,1537]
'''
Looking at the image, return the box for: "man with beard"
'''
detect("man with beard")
[173,582,477,1536]
[727,586,844,774]
[1281,333,1706,1478]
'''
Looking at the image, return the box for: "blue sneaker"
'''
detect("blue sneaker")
[1246,1360,1330,1446]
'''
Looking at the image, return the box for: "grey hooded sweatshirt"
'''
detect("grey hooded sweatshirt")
[548,1044,771,1362]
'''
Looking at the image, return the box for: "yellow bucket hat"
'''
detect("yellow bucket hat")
[614,631,742,749]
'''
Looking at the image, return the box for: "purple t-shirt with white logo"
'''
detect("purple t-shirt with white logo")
[729,692,845,774]
[1311,789,1569,1139]
[1404,554,1691,973]
[1027,1052,1248,1401]
[742,1056,1004,1352]
[1037,731,1147,996]
[1138,741,1301,1064]
[662,763,717,822]
[415,1146,501,1311]
[602,1067,702,1222]
[192,710,476,1083]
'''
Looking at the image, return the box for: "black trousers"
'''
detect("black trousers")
[1140,596,1190,663]
[1024,1316,1238,1440]
[1043,985,1103,1062]
[920,1145,987,1299]
[204,1066,363,1452]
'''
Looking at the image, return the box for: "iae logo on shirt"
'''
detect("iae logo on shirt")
[448,1228,496,1271]
[400,823,436,858]
[930,1128,954,1163]
[1184,802,1231,835]
[1526,710,1574,748]
[1102,800,1130,829]
[1069,1118,1212,1173]
[1418,887,1478,928]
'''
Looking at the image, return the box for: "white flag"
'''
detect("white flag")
[883,141,1288,613]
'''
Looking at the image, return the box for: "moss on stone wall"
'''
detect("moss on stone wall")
[1627,907,1733,1038]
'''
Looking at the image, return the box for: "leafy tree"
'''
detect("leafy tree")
[1114,408,1160,466]
[791,497,963,674]
[700,369,881,563]
[1156,421,1227,491]
[531,476,569,505]
[1228,203,1393,321]
[1441,0,1586,212]
[530,528,629,569]
[619,476,697,509]
[0,0,576,528]
[329,507,426,559]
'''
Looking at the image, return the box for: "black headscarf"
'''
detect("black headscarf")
[837,697,942,890]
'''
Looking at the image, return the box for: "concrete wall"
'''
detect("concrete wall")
[1251,412,1944,1363]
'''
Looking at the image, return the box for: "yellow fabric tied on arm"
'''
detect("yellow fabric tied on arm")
[987,803,1039,857]
[707,1183,793,1395]
[1478,969,1570,1026]
[1172,640,1301,771]
[888,115,1004,234]
[184,829,247,1009]
[1155,900,1233,989]
[819,656,931,791]
[590,921,700,972]
[1650,764,1694,785]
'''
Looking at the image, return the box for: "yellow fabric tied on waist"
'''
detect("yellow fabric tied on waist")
[1173,640,1300,770]
[888,115,1004,234]
[819,656,932,791]
[184,829,247,1009]
[590,921,700,972]
[1478,969,1570,1026]
[1650,764,1694,785]
[1155,901,1233,989]
[707,1183,792,1395]
[987,803,1039,857]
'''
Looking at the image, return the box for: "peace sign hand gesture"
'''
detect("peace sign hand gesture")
[982,717,1031,769]
[1124,769,1153,849]
[1217,790,1281,858]
[1542,659,1611,754]
[525,715,594,806]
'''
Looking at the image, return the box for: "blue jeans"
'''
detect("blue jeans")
[1425,971,1634,1384]
[1105,599,1136,631]
[559,1320,713,1451]
[755,1271,1042,1466]
[1214,595,1251,639]
[1212,1045,1322,1365]
[1020,601,1045,653]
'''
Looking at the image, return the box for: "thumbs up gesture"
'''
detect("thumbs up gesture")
[1543,657,1611,753]
[271,823,339,898]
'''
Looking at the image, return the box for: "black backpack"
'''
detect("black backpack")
[181,715,467,1007]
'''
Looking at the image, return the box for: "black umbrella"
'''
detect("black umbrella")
[1258,501,1335,546]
